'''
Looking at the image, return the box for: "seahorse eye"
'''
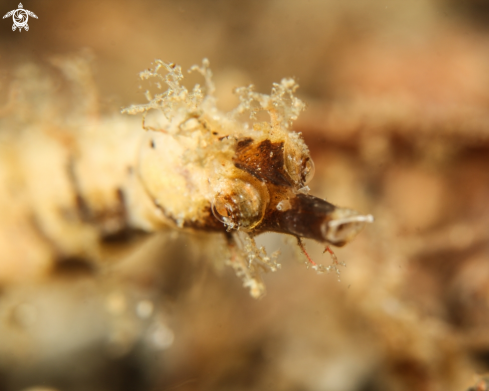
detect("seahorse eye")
[302,157,315,184]
[284,149,315,186]
[284,150,302,185]
[212,179,265,230]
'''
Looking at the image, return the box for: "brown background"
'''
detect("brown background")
[1,1,489,390]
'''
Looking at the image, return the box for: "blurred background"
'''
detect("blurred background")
[1,0,489,390]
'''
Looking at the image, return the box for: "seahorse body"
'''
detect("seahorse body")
[0,59,372,296]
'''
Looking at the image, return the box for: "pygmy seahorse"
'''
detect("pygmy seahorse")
[0,59,373,297]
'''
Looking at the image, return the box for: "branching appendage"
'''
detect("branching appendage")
[122,59,213,132]
[228,232,281,298]
[232,78,305,130]
[297,237,345,280]
[122,59,373,298]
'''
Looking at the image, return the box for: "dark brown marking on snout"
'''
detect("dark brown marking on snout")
[258,193,338,244]
[233,139,293,187]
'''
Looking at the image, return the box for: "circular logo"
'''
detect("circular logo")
[13,9,28,28]
[3,4,38,32]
